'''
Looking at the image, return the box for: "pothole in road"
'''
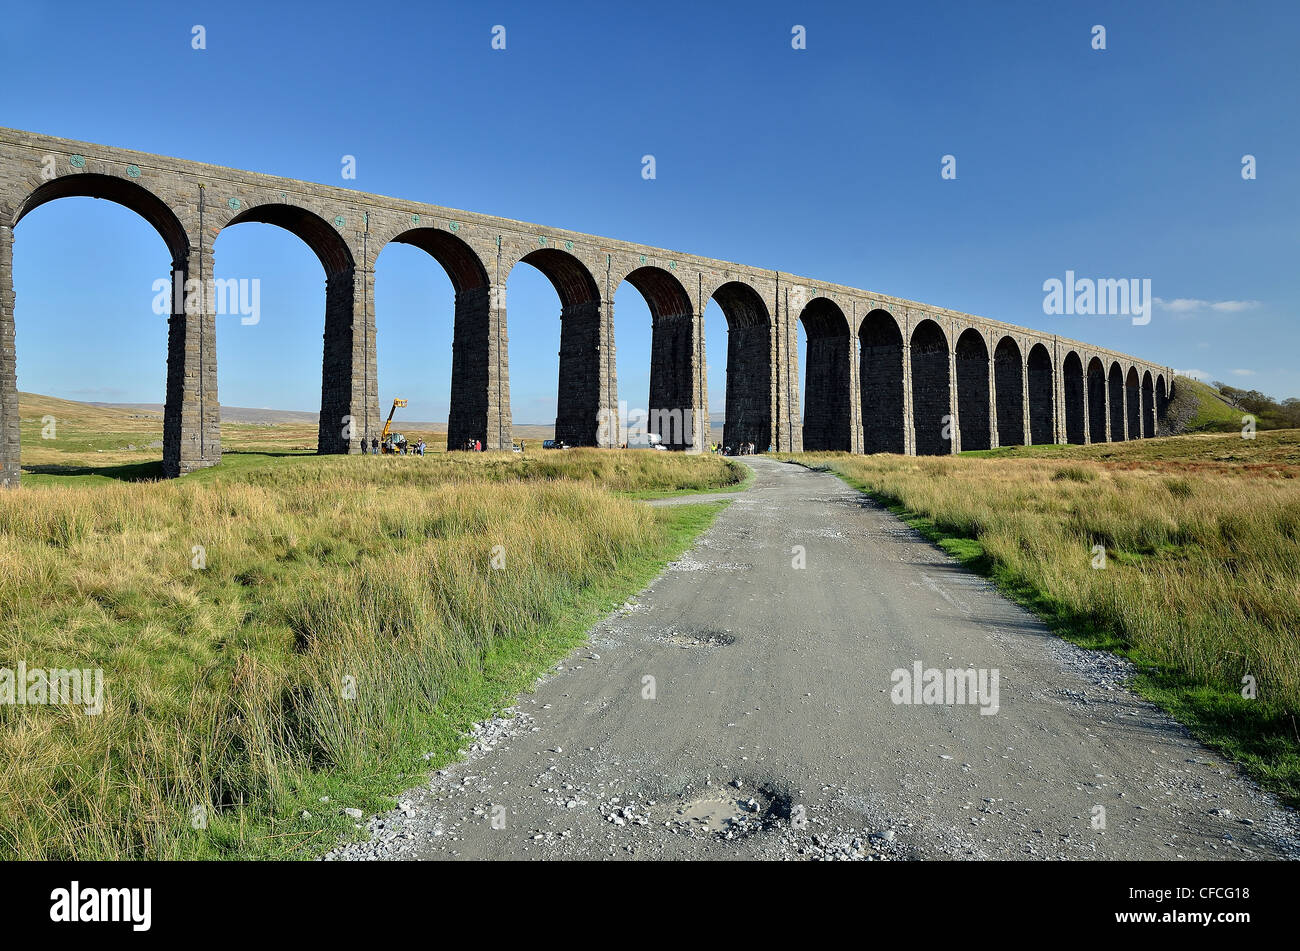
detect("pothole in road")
[661,783,789,840]
[651,627,736,649]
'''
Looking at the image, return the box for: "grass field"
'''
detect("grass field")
[781,429,1300,805]
[1,397,743,859]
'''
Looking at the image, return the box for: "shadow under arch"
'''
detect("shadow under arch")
[711,281,771,451]
[1108,362,1126,441]
[859,308,905,453]
[993,335,1024,446]
[955,328,990,451]
[1063,351,1086,444]
[798,297,853,451]
[910,319,950,455]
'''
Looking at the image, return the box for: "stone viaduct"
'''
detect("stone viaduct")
[0,128,1175,486]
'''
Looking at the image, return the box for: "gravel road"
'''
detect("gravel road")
[329,457,1299,861]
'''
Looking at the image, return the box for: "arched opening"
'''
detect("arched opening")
[955,328,990,451]
[508,248,603,447]
[1027,343,1055,444]
[798,297,852,451]
[859,308,905,453]
[1156,374,1169,433]
[1141,370,1155,438]
[621,266,695,450]
[218,204,356,454]
[15,173,188,263]
[993,336,1024,447]
[1108,362,1126,441]
[710,282,771,452]
[1087,357,1108,443]
[1063,351,1085,444]
[10,178,187,478]
[910,319,951,455]
[379,228,490,451]
[1125,366,1141,440]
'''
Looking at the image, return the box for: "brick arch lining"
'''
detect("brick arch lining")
[15,173,189,264]
[223,203,354,276]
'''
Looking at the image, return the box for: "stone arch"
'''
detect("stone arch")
[993,335,1024,447]
[1062,351,1085,444]
[13,173,189,264]
[224,203,354,276]
[910,319,951,455]
[618,266,697,449]
[385,227,490,293]
[10,173,205,480]
[1125,366,1141,440]
[1108,361,1126,441]
[711,281,772,451]
[1027,343,1054,444]
[380,228,496,451]
[220,203,359,454]
[859,308,905,453]
[1087,357,1108,443]
[798,297,852,451]
[1141,369,1155,438]
[955,327,991,451]
[508,248,605,446]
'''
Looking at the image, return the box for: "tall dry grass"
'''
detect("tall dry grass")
[0,451,725,858]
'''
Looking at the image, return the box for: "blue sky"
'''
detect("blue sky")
[2,0,1296,422]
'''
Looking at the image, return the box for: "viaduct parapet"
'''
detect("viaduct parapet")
[0,129,1175,486]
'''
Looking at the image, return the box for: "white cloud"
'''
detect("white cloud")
[1154,297,1262,315]
[1231,368,1256,376]
[1174,368,1212,381]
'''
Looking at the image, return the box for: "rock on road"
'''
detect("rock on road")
[330,457,1299,861]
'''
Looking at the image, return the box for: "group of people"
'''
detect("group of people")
[459,438,485,451]
[367,437,426,456]
[707,441,762,456]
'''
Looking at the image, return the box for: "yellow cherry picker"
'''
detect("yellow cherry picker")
[380,398,409,454]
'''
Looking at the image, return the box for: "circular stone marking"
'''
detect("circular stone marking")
[334,215,346,228]
[227,197,241,210]
[639,254,647,264]
[564,240,573,251]
[411,213,420,225]
[669,261,677,270]
[537,235,547,246]
[69,154,85,168]
[126,164,141,179]
[449,221,461,232]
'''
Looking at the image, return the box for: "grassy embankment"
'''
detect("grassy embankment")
[1,398,744,859]
[782,429,1300,806]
